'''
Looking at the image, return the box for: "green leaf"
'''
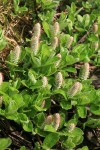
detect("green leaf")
[0,82,9,93]
[31,56,41,67]
[90,105,100,115]
[62,137,75,149]
[77,106,87,118]
[68,127,83,137]
[23,121,33,132]
[72,135,83,146]
[82,14,90,28]
[78,90,96,105]
[14,0,28,14]
[66,55,76,65]
[0,29,7,51]
[84,118,100,128]
[60,101,72,110]
[66,67,77,73]
[12,78,21,89]
[77,15,83,23]
[42,22,50,38]
[20,146,26,150]
[44,125,56,132]
[0,138,12,150]
[41,44,51,58]
[58,12,68,30]
[54,89,67,99]
[66,127,84,146]
[6,100,18,115]
[71,2,76,14]
[11,94,24,108]
[34,112,45,127]
[42,133,59,149]
[77,146,89,150]
[17,113,28,123]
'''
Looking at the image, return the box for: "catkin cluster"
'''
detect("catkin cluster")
[41,100,46,108]
[45,113,61,131]
[0,72,3,85]
[66,36,74,48]
[93,23,99,50]
[67,123,76,132]
[55,53,62,68]
[42,76,48,88]
[55,72,63,89]
[10,45,21,65]
[68,82,82,97]
[52,22,60,36]
[80,63,90,80]
[31,23,41,56]
[51,22,60,49]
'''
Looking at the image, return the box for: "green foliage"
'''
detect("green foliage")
[0,138,12,150]
[13,0,28,14]
[0,29,7,51]
[0,0,100,149]
[42,133,59,149]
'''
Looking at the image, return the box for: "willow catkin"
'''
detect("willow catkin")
[55,72,63,89]
[93,42,99,50]
[55,53,62,68]
[41,100,46,108]
[33,23,41,39]
[45,115,53,125]
[0,72,3,86]
[52,22,60,36]
[93,23,98,33]
[66,36,74,48]
[10,45,21,64]
[31,36,39,56]
[68,82,82,97]
[53,113,61,131]
[80,63,90,80]
[51,37,58,50]
[67,123,76,132]
[42,76,48,88]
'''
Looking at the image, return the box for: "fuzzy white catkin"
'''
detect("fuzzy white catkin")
[0,72,3,85]
[31,36,39,56]
[11,45,21,64]
[80,63,90,80]
[33,23,41,39]
[42,76,48,88]
[67,36,74,48]
[68,123,76,132]
[53,113,61,131]
[41,100,46,108]
[68,82,82,97]
[52,22,60,36]
[93,42,99,50]
[45,115,53,125]
[55,72,63,89]
[93,23,98,33]
[55,53,62,68]
[51,37,58,50]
